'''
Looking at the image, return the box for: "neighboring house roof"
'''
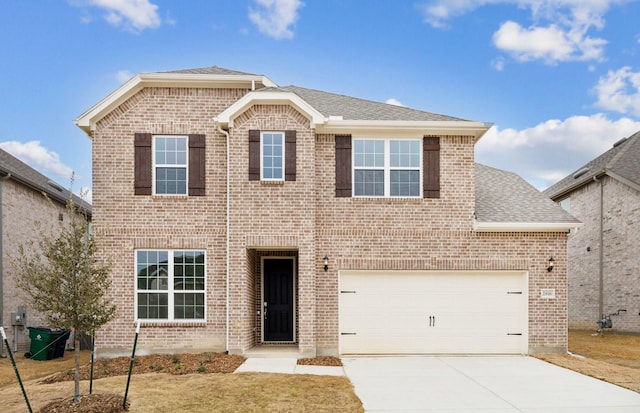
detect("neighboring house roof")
[0,148,91,214]
[544,130,640,199]
[475,163,581,232]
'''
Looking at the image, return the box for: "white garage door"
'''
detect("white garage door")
[339,271,528,354]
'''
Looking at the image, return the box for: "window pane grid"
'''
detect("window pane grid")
[154,136,187,195]
[354,139,421,197]
[136,250,205,321]
[262,132,284,180]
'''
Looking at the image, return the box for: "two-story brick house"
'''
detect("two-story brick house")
[0,148,90,356]
[545,130,640,333]
[75,66,580,357]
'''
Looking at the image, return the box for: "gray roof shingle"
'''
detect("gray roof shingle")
[0,148,90,213]
[544,130,640,198]
[162,66,261,76]
[476,163,579,224]
[262,85,469,122]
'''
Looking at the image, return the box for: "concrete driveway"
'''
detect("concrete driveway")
[342,356,640,412]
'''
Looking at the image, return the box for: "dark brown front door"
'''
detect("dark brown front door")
[263,258,294,342]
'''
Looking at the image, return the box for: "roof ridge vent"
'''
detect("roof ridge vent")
[572,167,591,180]
[613,137,628,147]
[47,180,64,192]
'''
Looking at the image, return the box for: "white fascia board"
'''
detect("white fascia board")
[216,91,325,129]
[316,120,491,140]
[473,220,583,232]
[75,73,277,137]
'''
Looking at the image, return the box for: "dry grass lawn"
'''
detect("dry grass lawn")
[0,351,362,413]
[536,329,640,393]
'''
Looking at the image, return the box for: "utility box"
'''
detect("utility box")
[11,312,25,326]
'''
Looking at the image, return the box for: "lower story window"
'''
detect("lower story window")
[135,250,206,321]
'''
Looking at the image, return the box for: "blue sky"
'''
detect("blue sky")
[1,0,640,201]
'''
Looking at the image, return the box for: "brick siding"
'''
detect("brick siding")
[1,179,69,353]
[90,86,569,356]
[565,176,640,332]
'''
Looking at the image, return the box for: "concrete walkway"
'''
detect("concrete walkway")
[235,357,345,376]
[342,356,640,412]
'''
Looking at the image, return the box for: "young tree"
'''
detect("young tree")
[11,196,116,401]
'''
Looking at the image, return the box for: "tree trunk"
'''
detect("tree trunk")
[74,328,80,402]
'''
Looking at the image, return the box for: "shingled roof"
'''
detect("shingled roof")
[475,163,580,230]
[544,130,640,199]
[274,85,467,122]
[163,66,261,76]
[0,148,90,214]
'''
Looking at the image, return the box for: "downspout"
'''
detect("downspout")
[217,123,231,353]
[0,173,11,357]
[595,175,604,318]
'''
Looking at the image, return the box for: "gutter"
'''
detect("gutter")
[216,121,231,354]
[0,172,11,357]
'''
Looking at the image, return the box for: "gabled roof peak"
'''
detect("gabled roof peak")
[545,130,640,198]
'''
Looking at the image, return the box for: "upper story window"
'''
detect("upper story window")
[336,135,439,199]
[261,132,284,181]
[249,130,296,182]
[134,133,205,197]
[559,197,571,212]
[136,250,206,321]
[154,136,188,195]
[353,138,422,197]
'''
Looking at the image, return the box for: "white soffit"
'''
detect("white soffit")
[473,220,583,232]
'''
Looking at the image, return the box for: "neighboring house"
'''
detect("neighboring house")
[75,66,580,357]
[0,148,90,356]
[545,130,640,333]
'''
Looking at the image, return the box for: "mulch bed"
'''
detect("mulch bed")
[39,393,127,413]
[41,352,246,384]
[297,356,343,366]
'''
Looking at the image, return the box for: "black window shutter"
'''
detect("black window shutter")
[249,130,260,181]
[188,134,206,196]
[134,133,152,195]
[335,135,352,197]
[423,136,440,198]
[285,130,296,181]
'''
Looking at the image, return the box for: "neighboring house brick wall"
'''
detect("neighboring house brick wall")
[564,176,640,332]
[2,179,68,353]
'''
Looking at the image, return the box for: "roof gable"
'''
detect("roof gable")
[0,149,90,212]
[544,130,640,199]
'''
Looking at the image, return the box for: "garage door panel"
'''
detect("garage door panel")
[339,271,527,354]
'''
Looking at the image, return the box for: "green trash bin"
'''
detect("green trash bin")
[27,327,55,361]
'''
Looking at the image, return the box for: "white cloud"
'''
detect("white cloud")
[79,187,93,204]
[116,69,134,83]
[248,0,303,39]
[593,66,640,117]
[492,20,606,64]
[73,0,161,32]
[386,98,404,106]
[419,0,625,64]
[475,114,640,189]
[0,141,75,181]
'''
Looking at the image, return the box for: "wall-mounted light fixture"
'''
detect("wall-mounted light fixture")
[323,255,329,272]
[547,256,555,272]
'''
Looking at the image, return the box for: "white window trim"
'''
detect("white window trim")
[352,137,422,198]
[152,135,189,196]
[260,131,285,181]
[134,249,207,322]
